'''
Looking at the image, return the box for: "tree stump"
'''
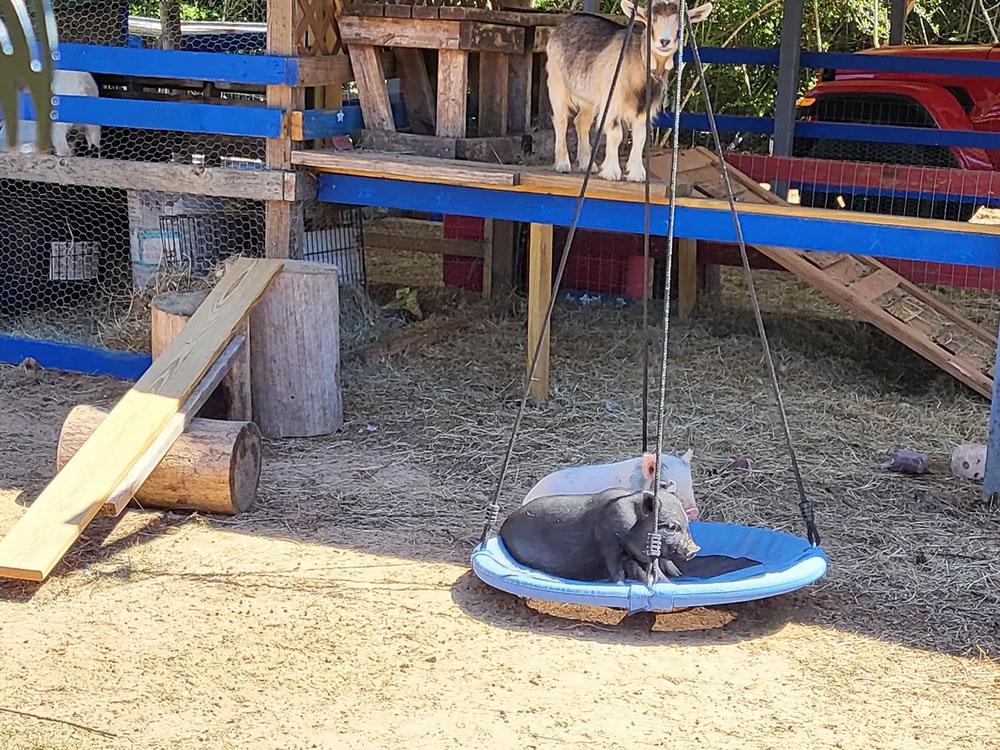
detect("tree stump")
[248,260,343,438]
[58,405,262,515]
[151,290,252,421]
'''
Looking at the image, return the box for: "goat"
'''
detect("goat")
[0,70,102,156]
[545,1,713,182]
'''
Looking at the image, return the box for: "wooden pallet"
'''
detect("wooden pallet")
[680,146,996,399]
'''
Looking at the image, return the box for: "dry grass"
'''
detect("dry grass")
[234,266,1000,658]
[0,265,998,748]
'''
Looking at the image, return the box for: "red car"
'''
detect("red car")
[796,44,1000,171]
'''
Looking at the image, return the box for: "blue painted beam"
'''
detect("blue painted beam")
[0,335,150,380]
[57,42,294,84]
[667,113,1000,151]
[297,100,407,139]
[316,174,1000,268]
[18,93,283,138]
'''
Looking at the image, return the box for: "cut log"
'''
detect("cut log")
[249,260,343,438]
[151,290,252,421]
[57,405,262,515]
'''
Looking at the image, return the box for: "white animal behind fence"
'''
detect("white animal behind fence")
[546,0,713,183]
[0,70,101,156]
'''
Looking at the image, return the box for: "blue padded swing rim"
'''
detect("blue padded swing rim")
[471,521,828,614]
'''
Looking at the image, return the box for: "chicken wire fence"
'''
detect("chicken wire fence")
[0,175,366,351]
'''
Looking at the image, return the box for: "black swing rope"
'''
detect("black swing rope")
[480,1,821,550]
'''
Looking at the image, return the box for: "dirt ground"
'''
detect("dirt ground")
[0,269,998,749]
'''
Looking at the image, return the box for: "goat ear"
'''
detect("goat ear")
[621,0,642,20]
[688,2,714,23]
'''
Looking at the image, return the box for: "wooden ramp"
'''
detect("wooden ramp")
[0,258,284,582]
[673,146,996,399]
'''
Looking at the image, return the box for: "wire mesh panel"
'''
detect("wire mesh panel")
[302,202,367,286]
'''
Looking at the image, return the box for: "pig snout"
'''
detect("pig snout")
[681,536,701,560]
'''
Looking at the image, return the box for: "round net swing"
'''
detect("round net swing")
[471,0,827,614]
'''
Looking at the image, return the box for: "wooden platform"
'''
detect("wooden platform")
[297,147,999,400]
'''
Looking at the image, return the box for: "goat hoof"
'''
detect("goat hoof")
[625,168,646,183]
[598,167,622,182]
[554,160,572,174]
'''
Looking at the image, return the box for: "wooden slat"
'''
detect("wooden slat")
[349,44,395,132]
[338,16,461,49]
[478,52,509,137]
[395,49,436,136]
[0,259,283,581]
[847,270,902,303]
[0,154,312,202]
[527,223,553,404]
[291,150,519,187]
[436,49,469,138]
[101,334,246,517]
[506,51,532,134]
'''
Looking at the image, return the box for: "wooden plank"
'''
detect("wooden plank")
[478,52,510,137]
[363,217,486,258]
[337,16,461,49]
[291,150,518,186]
[0,259,283,581]
[293,54,351,86]
[348,44,395,132]
[356,130,457,159]
[458,21,526,54]
[101,334,246,517]
[527,223,553,404]
[383,4,411,18]
[678,238,698,320]
[0,153,312,201]
[507,52,532,133]
[264,201,304,259]
[436,49,469,138]
[411,5,440,19]
[395,48,437,136]
[847,270,902,303]
[455,135,525,163]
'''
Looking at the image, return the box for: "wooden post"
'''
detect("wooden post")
[151,290,252,421]
[395,48,436,135]
[265,0,305,259]
[490,219,517,304]
[249,260,343,438]
[436,49,469,138]
[983,323,1000,504]
[350,45,396,131]
[677,238,698,320]
[527,223,552,404]
[478,52,509,137]
[57,405,262,516]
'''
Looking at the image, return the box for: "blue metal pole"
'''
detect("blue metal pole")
[983,325,1000,501]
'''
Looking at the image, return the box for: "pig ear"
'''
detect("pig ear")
[642,453,656,481]
[688,2,713,23]
[682,448,693,465]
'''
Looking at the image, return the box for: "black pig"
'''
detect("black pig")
[499,486,700,584]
